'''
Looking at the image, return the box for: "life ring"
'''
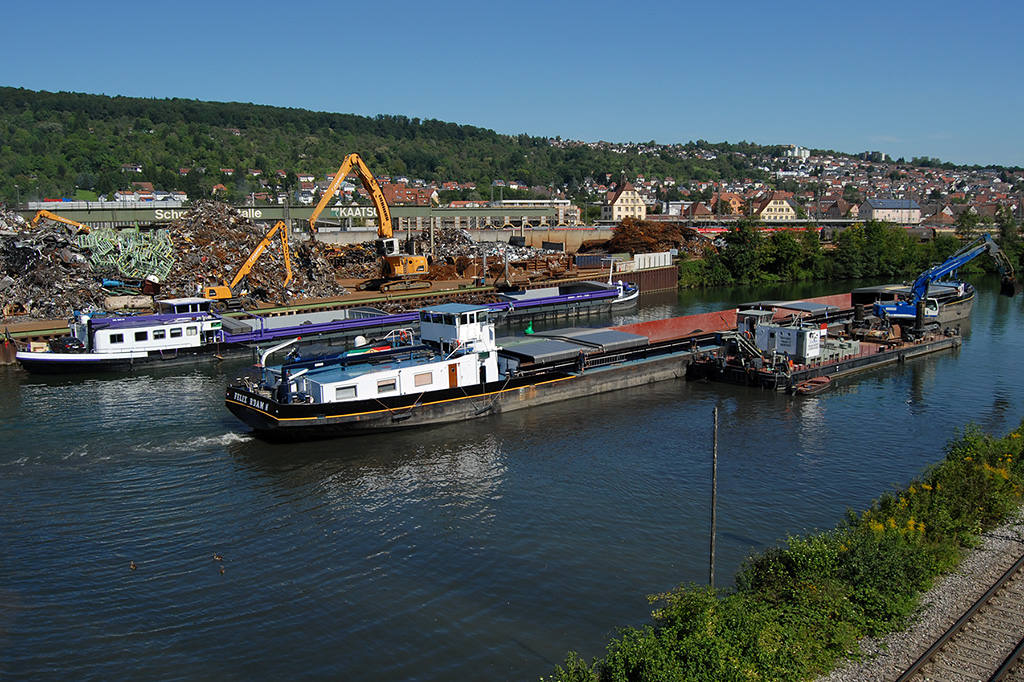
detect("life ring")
[400,330,409,343]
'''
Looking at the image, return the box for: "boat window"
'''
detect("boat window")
[414,372,432,387]
[335,385,357,400]
[185,327,198,336]
[135,331,148,342]
[153,329,166,340]
[170,328,183,338]
[109,333,124,344]
[461,313,472,325]
[442,314,455,326]
[478,311,489,324]
[377,378,397,394]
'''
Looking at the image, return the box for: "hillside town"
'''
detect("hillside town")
[79,143,1024,231]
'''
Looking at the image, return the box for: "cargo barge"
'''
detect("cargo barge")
[225,302,702,441]
[223,291,966,441]
[684,295,963,392]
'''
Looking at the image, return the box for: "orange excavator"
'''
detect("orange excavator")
[309,153,430,292]
[204,220,292,311]
[30,209,91,234]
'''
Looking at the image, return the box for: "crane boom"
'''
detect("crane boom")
[909,233,1014,301]
[227,220,292,290]
[30,209,91,234]
[874,232,1018,321]
[310,153,430,293]
[308,153,392,239]
[205,220,292,308]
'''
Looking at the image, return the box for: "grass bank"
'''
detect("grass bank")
[546,423,1024,682]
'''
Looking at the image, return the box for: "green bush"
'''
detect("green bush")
[545,422,1024,682]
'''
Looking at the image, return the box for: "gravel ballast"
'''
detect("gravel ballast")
[818,510,1024,682]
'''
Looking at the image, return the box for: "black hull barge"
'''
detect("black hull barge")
[226,303,697,442]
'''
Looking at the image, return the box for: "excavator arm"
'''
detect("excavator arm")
[310,153,430,293]
[206,220,293,305]
[308,153,392,239]
[228,220,293,290]
[30,209,91,234]
[910,233,1018,300]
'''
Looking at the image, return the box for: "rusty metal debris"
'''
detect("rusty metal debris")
[582,217,709,258]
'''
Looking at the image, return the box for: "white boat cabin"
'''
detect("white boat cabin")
[71,297,223,354]
[270,303,501,405]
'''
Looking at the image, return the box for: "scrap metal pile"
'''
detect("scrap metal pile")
[416,227,575,282]
[160,201,341,302]
[0,202,350,321]
[0,206,107,320]
[78,226,175,281]
[580,217,709,258]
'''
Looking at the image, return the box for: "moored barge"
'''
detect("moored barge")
[224,290,972,441]
[225,302,700,441]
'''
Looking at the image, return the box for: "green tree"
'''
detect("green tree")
[955,210,981,239]
[862,220,918,278]
[719,218,765,284]
[831,225,867,279]
[799,227,825,278]
[995,205,1022,270]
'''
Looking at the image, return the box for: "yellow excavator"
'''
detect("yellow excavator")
[309,153,430,293]
[30,209,91,234]
[204,220,293,311]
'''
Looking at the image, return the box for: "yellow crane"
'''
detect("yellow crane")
[204,220,293,310]
[30,209,91,234]
[309,153,430,292]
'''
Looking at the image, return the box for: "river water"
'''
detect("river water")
[2,278,1023,681]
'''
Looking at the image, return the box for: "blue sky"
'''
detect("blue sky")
[5,0,1023,168]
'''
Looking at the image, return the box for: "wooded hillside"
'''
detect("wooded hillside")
[0,87,775,204]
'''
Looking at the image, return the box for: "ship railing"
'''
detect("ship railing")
[382,327,416,347]
[584,352,630,369]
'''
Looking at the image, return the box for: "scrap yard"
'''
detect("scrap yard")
[0,200,692,365]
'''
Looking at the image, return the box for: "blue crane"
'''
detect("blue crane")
[874,233,1018,321]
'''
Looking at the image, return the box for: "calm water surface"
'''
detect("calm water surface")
[2,278,1023,681]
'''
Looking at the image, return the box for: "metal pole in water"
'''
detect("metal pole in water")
[710,407,718,588]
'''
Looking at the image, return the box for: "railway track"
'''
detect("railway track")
[896,553,1024,681]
